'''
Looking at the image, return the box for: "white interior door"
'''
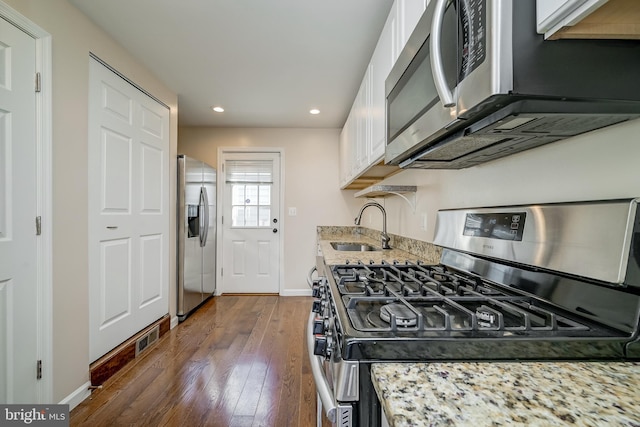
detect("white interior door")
[0,16,39,403]
[221,152,281,293]
[88,58,170,362]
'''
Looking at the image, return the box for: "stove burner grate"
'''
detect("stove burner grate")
[333,262,596,335]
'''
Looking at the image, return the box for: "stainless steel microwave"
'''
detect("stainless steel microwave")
[385,0,640,169]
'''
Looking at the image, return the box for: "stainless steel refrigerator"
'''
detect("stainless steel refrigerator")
[177,155,216,321]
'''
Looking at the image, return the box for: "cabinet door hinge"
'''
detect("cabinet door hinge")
[36,216,42,236]
[221,268,223,277]
[35,72,41,93]
[37,360,42,380]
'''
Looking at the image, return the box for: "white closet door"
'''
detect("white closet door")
[88,58,170,362]
[0,14,38,403]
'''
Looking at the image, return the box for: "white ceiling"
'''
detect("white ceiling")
[69,0,393,128]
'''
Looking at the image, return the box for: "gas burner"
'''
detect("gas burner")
[379,303,417,327]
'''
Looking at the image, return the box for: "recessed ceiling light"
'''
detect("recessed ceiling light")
[310,109,320,115]
[212,106,225,113]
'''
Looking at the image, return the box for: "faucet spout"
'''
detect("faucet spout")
[354,202,391,249]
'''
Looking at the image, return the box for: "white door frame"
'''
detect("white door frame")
[217,147,285,295]
[0,2,53,403]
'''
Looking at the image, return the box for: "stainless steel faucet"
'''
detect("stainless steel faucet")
[354,202,391,249]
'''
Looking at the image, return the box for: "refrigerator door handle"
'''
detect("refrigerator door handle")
[200,186,210,247]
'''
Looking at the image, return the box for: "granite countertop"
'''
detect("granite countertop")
[318,235,420,266]
[317,226,441,266]
[372,362,640,427]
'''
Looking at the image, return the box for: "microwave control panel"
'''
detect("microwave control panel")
[459,0,486,80]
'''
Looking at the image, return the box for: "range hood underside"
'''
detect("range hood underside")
[399,97,640,170]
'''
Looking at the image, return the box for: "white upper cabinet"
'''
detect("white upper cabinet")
[339,121,350,187]
[353,70,371,176]
[397,0,429,52]
[340,0,427,189]
[370,7,395,168]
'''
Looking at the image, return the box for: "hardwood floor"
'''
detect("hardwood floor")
[70,295,317,427]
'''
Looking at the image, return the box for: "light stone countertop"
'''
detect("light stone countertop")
[371,362,640,427]
[317,226,441,266]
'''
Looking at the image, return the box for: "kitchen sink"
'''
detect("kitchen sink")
[330,242,380,252]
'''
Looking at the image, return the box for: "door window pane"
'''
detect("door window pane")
[259,186,271,205]
[227,159,273,228]
[245,185,258,205]
[231,184,272,227]
[258,206,270,227]
[232,186,245,205]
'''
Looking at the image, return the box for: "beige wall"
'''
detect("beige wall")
[178,127,361,293]
[3,0,178,402]
[359,118,640,241]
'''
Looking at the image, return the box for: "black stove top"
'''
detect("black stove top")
[325,260,638,362]
[333,261,610,335]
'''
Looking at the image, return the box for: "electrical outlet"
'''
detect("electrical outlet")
[421,213,428,231]
[288,207,297,216]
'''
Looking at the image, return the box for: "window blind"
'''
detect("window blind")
[225,160,273,184]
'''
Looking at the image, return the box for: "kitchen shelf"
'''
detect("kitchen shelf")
[544,0,640,40]
[355,184,417,211]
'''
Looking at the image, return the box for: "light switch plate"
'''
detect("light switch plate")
[288,207,297,216]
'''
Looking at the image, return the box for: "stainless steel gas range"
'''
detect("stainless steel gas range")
[308,199,640,427]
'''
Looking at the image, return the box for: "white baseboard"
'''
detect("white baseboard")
[170,316,179,329]
[280,289,312,297]
[59,381,91,411]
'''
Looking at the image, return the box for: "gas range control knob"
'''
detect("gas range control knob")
[313,318,325,335]
[313,335,333,359]
[311,284,324,298]
[313,336,327,356]
[312,299,323,313]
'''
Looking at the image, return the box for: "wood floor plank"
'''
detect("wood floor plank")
[251,297,298,427]
[70,295,315,427]
[163,331,252,425]
[274,298,306,427]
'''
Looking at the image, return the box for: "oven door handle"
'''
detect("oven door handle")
[307,265,317,288]
[307,311,338,423]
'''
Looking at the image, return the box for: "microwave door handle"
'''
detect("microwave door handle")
[430,0,456,108]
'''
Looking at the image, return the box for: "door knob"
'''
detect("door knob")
[273,228,278,233]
